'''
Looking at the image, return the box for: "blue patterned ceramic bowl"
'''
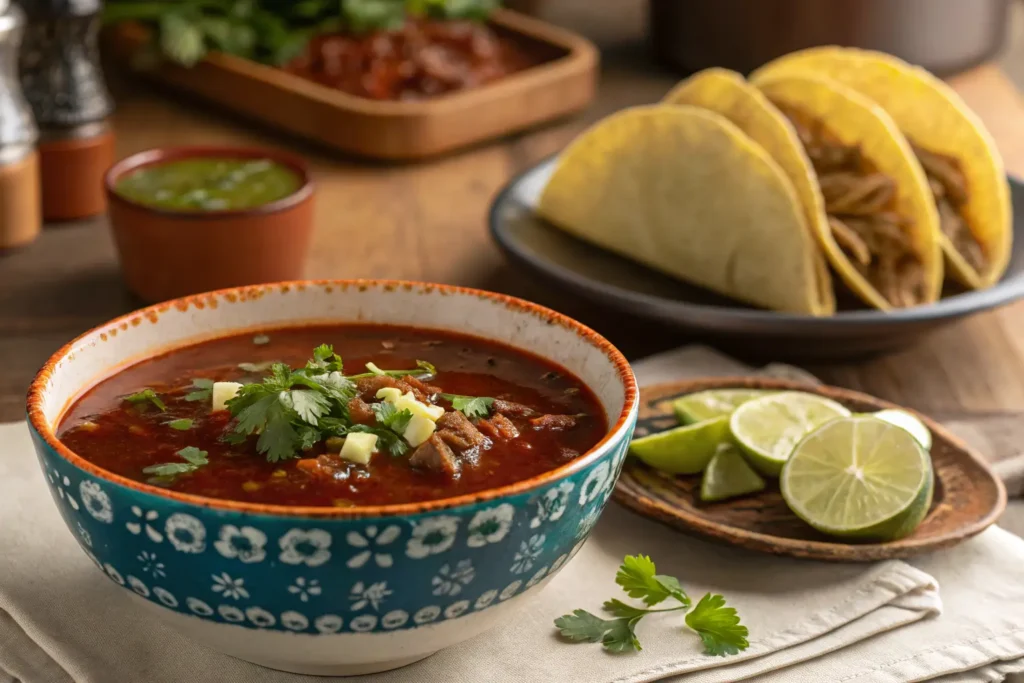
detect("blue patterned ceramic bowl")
[27,281,638,676]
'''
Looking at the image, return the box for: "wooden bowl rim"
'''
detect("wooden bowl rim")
[614,377,1008,562]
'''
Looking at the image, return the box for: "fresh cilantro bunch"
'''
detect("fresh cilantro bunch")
[555,555,749,656]
[221,344,434,462]
[105,0,503,68]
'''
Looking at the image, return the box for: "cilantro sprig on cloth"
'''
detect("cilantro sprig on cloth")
[555,555,749,656]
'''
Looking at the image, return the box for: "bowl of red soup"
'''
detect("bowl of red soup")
[105,147,315,304]
[26,281,637,675]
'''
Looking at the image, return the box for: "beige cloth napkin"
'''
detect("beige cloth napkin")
[2,346,1023,683]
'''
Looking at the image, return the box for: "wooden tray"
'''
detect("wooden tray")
[104,11,598,161]
[614,378,1007,562]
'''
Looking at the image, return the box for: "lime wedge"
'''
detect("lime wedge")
[673,389,773,425]
[871,409,932,450]
[700,444,767,502]
[729,392,851,476]
[629,417,730,474]
[781,416,932,541]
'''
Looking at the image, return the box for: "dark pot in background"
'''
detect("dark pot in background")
[649,0,1012,77]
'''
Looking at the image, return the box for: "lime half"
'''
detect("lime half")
[871,409,932,450]
[673,389,773,425]
[781,416,933,541]
[629,417,729,474]
[700,444,766,502]
[729,392,851,476]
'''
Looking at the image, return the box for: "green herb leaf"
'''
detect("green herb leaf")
[252,334,271,345]
[177,446,209,466]
[165,418,194,431]
[349,424,408,456]
[342,0,408,33]
[222,346,424,462]
[306,344,343,373]
[184,378,215,402]
[283,389,332,425]
[615,554,689,607]
[123,388,168,412]
[296,424,322,451]
[602,598,649,621]
[554,610,642,653]
[142,445,209,484]
[346,360,437,382]
[143,462,196,477]
[159,12,206,67]
[371,401,414,433]
[257,401,300,462]
[441,394,494,419]
[684,594,749,657]
[555,555,744,656]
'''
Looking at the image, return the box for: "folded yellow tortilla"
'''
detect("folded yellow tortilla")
[668,69,942,310]
[752,46,1011,289]
[536,105,833,315]
[664,69,835,311]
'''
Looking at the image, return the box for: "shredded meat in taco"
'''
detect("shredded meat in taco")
[777,104,926,307]
[910,144,986,276]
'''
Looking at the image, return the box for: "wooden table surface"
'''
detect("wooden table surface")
[4,1,1024,441]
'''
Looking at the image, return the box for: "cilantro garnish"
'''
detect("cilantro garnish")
[347,359,436,381]
[165,418,194,430]
[143,446,209,485]
[441,393,494,419]
[371,401,414,433]
[222,345,430,462]
[555,555,748,656]
[123,388,167,412]
[184,378,214,402]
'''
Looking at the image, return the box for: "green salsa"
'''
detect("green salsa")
[115,158,303,211]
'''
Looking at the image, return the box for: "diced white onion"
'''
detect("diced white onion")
[211,382,243,412]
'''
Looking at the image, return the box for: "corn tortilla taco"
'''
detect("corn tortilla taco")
[752,46,1011,289]
[664,69,835,312]
[668,68,942,310]
[536,105,833,315]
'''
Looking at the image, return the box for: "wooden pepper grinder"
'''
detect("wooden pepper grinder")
[0,0,40,249]
[19,0,114,221]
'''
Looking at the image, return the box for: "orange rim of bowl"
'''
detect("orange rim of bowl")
[104,146,315,220]
[27,279,639,519]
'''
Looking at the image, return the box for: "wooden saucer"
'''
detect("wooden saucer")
[614,378,1007,562]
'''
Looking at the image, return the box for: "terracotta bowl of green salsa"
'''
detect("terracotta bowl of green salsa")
[105,147,315,303]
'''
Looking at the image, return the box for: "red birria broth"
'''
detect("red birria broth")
[58,325,606,507]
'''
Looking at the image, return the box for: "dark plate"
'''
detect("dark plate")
[489,157,1024,359]
[614,378,1007,562]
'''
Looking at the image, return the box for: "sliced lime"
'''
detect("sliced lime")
[781,416,933,541]
[729,391,851,476]
[673,389,774,425]
[629,417,730,474]
[871,409,932,450]
[700,443,767,502]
